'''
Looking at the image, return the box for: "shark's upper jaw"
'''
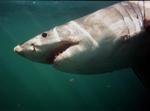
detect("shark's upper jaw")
[46,40,79,64]
[13,37,79,64]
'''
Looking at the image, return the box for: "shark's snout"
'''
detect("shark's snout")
[14,45,23,53]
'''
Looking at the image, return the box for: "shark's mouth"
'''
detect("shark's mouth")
[46,40,79,64]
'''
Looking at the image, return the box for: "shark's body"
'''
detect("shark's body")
[14,1,150,89]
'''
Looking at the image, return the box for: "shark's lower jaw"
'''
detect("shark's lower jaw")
[46,40,79,64]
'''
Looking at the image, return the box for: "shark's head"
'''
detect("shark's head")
[14,28,80,65]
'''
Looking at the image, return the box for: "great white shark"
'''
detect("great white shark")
[14,1,150,89]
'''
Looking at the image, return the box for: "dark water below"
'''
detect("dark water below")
[0,1,149,111]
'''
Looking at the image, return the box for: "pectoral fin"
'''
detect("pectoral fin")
[133,64,150,91]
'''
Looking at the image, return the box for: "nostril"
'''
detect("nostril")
[31,43,34,46]
[31,43,36,52]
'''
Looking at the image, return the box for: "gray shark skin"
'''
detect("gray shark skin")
[14,1,150,89]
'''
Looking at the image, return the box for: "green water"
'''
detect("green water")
[0,1,149,111]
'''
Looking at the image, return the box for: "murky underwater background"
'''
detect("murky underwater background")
[0,1,150,111]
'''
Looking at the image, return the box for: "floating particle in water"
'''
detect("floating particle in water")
[17,103,21,108]
[32,1,36,5]
[106,84,111,88]
[17,103,24,110]
[69,78,75,83]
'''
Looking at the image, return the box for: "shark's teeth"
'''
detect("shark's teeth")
[54,54,63,62]
[46,40,79,64]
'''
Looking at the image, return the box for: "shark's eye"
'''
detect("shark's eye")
[41,33,47,38]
